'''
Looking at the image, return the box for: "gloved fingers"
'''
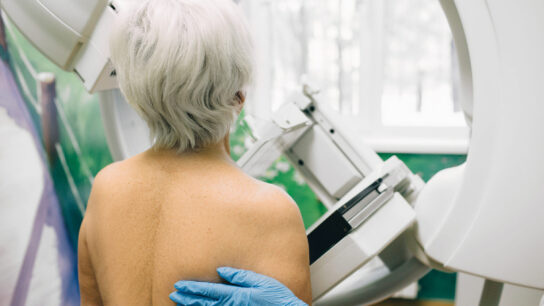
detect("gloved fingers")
[169,291,217,306]
[174,280,237,299]
[217,267,270,288]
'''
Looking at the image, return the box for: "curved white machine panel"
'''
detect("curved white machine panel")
[416,0,544,289]
[1,0,107,69]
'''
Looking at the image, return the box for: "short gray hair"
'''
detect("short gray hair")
[109,0,253,152]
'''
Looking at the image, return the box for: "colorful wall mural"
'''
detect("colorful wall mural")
[0,14,80,305]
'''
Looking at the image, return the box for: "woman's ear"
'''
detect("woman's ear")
[235,91,245,114]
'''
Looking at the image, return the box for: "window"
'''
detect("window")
[240,0,469,154]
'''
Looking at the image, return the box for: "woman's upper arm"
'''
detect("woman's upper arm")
[78,218,103,306]
[251,186,312,304]
[78,168,114,306]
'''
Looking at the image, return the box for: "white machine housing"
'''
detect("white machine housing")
[3,0,544,304]
[1,0,118,92]
[414,0,544,290]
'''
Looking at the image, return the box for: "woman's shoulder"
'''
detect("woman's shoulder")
[91,151,155,189]
[91,159,134,190]
[228,177,302,221]
[252,182,302,220]
[86,157,147,212]
[225,179,307,248]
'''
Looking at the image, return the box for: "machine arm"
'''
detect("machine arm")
[238,88,428,303]
[0,0,118,92]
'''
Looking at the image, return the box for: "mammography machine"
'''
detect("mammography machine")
[2,0,543,304]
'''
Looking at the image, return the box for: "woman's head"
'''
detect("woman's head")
[110,0,253,152]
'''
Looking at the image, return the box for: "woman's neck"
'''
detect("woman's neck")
[145,135,232,163]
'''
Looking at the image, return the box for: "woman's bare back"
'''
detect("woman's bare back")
[78,149,311,305]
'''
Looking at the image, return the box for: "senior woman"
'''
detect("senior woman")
[77,0,311,305]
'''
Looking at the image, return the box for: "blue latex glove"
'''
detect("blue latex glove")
[169,267,307,306]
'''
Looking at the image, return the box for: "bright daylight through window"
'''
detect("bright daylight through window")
[239,0,469,153]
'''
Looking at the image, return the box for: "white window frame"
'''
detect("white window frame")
[352,0,469,154]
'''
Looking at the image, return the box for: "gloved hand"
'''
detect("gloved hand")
[169,267,308,306]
